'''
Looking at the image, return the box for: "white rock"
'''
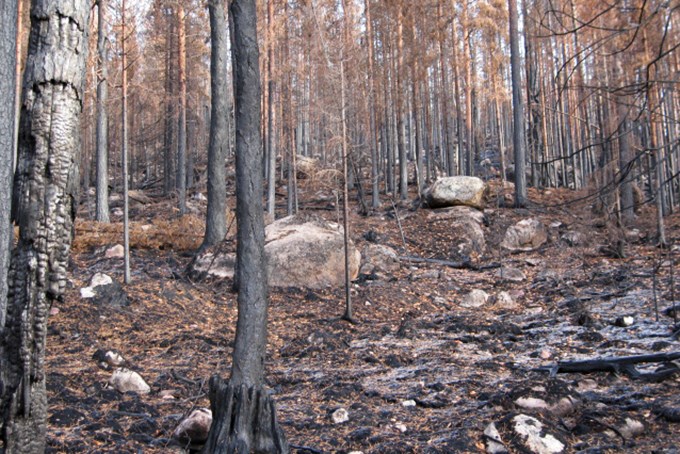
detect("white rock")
[485,422,508,453]
[173,408,213,443]
[461,289,490,308]
[618,418,644,439]
[512,414,564,453]
[109,368,150,394]
[394,423,407,433]
[80,287,96,298]
[515,397,549,411]
[331,408,349,424]
[105,244,125,259]
[401,400,417,407]
[90,272,113,288]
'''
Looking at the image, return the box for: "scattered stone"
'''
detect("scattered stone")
[496,267,526,283]
[360,244,400,277]
[515,397,549,411]
[191,252,236,279]
[109,368,150,395]
[493,291,517,309]
[426,176,487,209]
[172,408,213,445]
[617,418,644,439]
[49,307,60,316]
[159,389,178,399]
[614,315,635,327]
[510,414,565,453]
[331,408,349,424]
[93,349,127,370]
[539,349,552,360]
[81,273,114,299]
[484,422,508,453]
[394,423,407,433]
[192,192,207,202]
[105,244,125,259]
[410,269,440,281]
[561,231,584,247]
[296,154,320,178]
[401,400,417,407]
[461,289,489,308]
[501,219,548,252]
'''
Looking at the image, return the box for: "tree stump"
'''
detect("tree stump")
[201,376,289,453]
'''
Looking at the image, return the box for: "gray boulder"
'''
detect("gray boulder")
[192,215,361,289]
[360,244,400,276]
[426,176,487,209]
[501,218,548,252]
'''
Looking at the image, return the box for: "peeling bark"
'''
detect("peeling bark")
[1,1,90,452]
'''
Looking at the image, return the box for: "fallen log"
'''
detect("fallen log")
[543,352,680,381]
[399,256,501,271]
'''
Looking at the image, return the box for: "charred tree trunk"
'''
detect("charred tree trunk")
[0,0,18,330]
[202,0,230,249]
[509,0,527,206]
[95,0,110,223]
[201,0,288,451]
[176,3,187,215]
[1,1,90,451]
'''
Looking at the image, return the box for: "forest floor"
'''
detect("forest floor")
[43,178,680,453]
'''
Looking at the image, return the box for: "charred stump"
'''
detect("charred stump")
[201,377,288,453]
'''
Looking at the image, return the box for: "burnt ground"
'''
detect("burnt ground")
[43,181,680,453]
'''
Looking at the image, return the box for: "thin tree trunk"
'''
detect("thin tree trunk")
[122,0,131,283]
[1,2,90,451]
[509,0,527,206]
[365,0,380,209]
[96,0,110,223]
[202,0,230,249]
[176,3,187,215]
[0,0,18,331]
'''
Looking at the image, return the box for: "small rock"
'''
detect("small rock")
[105,244,125,259]
[614,315,635,327]
[159,389,178,399]
[90,272,113,288]
[109,368,150,394]
[461,289,489,308]
[331,408,349,424]
[93,349,127,369]
[394,422,407,433]
[401,399,417,407]
[617,418,644,439]
[80,287,96,299]
[515,397,549,411]
[173,408,212,444]
[410,269,440,281]
[539,349,552,360]
[49,307,60,316]
[484,422,508,453]
[511,414,564,453]
[561,231,584,247]
[496,267,526,282]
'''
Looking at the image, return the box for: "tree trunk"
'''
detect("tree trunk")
[176,3,187,216]
[201,0,288,451]
[364,0,380,210]
[0,0,18,331]
[508,0,527,206]
[202,0,230,249]
[95,0,110,223]
[1,1,90,451]
[121,0,131,284]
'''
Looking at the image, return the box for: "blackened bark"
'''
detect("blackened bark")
[95,0,110,223]
[1,1,90,451]
[202,0,288,451]
[0,0,18,330]
[176,3,187,215]
[202,0,230,249]
[509,0,527,206]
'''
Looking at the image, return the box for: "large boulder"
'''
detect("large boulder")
[265,215,360,288]
[426,176,487,209]
[191,215,361,289]
[501,218,548,252]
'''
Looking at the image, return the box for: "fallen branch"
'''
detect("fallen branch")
[399,256,501,271]
[543,352,680,380]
